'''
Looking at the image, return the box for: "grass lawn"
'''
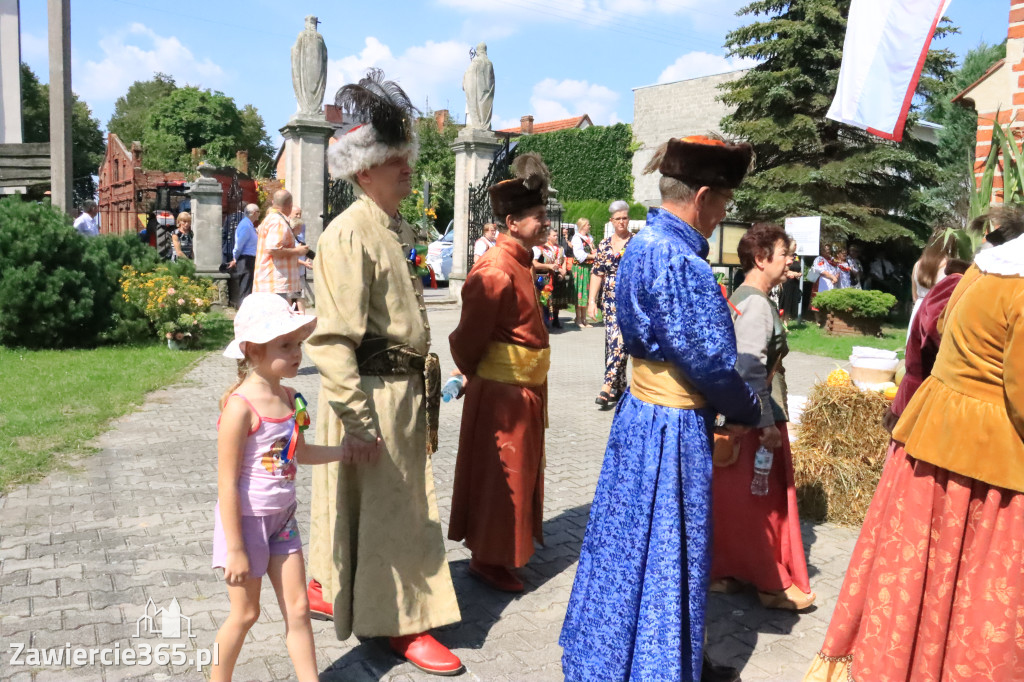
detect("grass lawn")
[786,321,907,360]
[0,315,232,492]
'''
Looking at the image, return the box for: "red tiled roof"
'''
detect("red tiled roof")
[498,114,592,135]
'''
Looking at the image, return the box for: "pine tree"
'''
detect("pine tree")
[720,0,956,243]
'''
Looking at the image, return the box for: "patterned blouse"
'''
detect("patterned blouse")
[592,234,632,307]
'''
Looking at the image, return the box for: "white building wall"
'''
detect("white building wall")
[631,70,747,207]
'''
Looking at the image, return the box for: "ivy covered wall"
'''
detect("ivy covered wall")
[515,123,635,202]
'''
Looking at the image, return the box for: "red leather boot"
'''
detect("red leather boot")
[307,579,333,621]
[389,632,463,676]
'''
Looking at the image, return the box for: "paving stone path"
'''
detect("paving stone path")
[0,302,858,681]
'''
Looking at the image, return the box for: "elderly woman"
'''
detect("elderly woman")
[570,218,596,326]
[710,223,815,611]
[805,221,1024,681]
[587,201,633,407]
[171,211,194,261]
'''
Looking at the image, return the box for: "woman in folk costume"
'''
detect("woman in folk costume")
[560,136,763,682]
[571,218,596,326]
[709,223,815,611]
[304,69,462,676]
[448,153,552,593]
[805,221,1024,682]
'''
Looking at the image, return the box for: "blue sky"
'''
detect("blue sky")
[15,0,1012,147]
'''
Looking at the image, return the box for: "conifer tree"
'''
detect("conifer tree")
[720,0,956,243]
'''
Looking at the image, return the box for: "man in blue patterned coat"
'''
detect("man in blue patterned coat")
[560,136,763,682]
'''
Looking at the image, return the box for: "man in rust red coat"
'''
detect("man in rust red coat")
[448,153,552,592]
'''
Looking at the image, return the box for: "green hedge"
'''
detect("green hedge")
[0,196,193,349]
[814,288,897,319]
[515,123,634,202]
[562,200,648,240]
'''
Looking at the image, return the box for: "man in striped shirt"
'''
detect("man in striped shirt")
[254,190,308,299]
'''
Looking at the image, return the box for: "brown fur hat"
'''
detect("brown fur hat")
[489,153,551,220]
[645,135,754,189]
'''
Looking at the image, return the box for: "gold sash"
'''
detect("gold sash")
[476,342,550,387]
[630,357,707,409]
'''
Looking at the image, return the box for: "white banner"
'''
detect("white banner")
[827,0,951,142]
[785,216,821,257]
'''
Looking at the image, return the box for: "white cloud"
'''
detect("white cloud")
[19,31,48,61]
[657,51,758,84]
[76,23,224,102]
[524,77,620,125]
[326,37,472,112]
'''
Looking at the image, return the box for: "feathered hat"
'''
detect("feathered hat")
[644,135,754,190]
[327,68,419,183]
[488,153,551,220]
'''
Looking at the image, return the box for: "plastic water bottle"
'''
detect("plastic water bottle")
[750,446,773,496]
[441,376,464,403]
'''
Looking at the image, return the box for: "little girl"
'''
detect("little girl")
[211,293,362,682]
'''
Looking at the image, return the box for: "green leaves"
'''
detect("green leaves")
[813,288,897,318]
[19,63,105,205]
[515,123,634,202]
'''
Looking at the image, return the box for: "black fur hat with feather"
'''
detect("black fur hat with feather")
[489,153,552,220]
[327,68,420,183]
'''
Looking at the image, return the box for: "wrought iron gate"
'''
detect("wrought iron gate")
[467,138,514,268]
[324,175,356,226]
[222,172,245,264]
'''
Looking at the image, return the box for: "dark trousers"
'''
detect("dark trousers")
[236,255,256,302]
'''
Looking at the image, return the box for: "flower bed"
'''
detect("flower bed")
[121,265,218,348]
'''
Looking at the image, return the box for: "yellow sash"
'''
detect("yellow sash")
[630,357,707,409]
[476,342,550,387]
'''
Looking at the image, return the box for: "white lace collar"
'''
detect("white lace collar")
[975,233,1024,276]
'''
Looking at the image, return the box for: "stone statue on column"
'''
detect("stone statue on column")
[291,15,327,118]
[463,42,494,130]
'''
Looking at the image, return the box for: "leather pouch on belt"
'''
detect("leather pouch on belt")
[712,434,741,467]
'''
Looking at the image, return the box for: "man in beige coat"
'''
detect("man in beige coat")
[304,70,462,676]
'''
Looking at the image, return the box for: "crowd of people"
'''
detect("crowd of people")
[199,70,1022,682]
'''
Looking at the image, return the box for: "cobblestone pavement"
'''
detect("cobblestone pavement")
[0,302,858,681]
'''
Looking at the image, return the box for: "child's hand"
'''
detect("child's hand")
[224,549,250,585]
[341,433,382,464]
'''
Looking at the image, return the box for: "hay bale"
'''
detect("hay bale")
[793,383,889,526]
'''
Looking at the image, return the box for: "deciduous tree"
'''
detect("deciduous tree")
[19,63,105,205]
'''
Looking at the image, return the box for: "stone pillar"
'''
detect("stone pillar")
[450,127,502,300]
[280,116,333,252]
[47,0,72,215]
[189,176,224,277]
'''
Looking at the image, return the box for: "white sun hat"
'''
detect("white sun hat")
[223,293,318,359]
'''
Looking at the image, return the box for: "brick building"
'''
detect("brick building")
[96,133,186,236]
[951,0,1023,201]
[98,133,260,242]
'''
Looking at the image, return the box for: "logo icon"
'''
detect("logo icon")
[134,598,194,639]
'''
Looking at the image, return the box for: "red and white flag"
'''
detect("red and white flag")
[827,0,952,142]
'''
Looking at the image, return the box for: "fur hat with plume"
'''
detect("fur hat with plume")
[644,135,754,190]
[327,68,420,183]
[488,153,552,220]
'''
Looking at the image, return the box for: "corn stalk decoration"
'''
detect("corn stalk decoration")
[948,112,1024,258]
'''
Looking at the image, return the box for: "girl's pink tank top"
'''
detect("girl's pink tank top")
[220,393,297,515]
